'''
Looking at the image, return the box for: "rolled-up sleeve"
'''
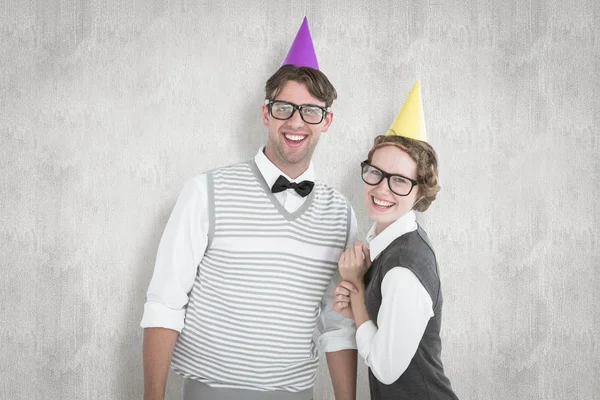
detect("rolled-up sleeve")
[315,207,358,352]
[140,175,209,332]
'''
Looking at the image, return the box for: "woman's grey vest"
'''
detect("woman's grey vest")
[364,226,458,400]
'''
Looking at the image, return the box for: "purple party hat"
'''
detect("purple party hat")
[282,17,319,69]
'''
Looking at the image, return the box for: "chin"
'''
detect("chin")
[368,212,386,225]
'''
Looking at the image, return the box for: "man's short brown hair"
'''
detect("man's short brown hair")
[367,135,441,212]
[265,65,338,107]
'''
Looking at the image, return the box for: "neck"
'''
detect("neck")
[280,163,309,179]
[263,147,310,179]
[375,222,391,236]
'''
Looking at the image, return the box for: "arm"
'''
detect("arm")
[140,176,209,400]
[351,267,433,384]
[326,349,357,400]
[143,328,179,400]
[317,208,359,400]
[348,281,370,329]
[318,270,358,400]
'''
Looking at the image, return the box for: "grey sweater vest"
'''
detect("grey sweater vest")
[364,226,458,400]
[171,160,351,392]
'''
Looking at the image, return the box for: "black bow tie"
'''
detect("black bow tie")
[271,175,314,197]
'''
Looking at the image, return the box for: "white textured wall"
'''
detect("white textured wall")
[2,1,599,399]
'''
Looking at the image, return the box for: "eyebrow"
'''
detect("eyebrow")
[273,100,326,108]
[370,163,416,180]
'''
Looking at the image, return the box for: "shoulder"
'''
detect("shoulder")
[378,227,441,295]
[389,228,435,261]
[378,229,438,283]
[209,160,253,176]
[180,159,251,196]
[313,181,351,208]
[179,173,208,196]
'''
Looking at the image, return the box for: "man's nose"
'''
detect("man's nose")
[287,109,305,127]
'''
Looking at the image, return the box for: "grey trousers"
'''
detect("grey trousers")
[183,379,314,400]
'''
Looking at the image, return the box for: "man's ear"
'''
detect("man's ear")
[262,104,270,127]
[321,111,334,132]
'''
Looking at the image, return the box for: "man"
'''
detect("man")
[141,18,358,400]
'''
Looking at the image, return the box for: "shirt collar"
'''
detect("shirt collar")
[254,146,315,188]
[366,210,418,261]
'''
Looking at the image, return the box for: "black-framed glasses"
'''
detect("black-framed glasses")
[360,160,419,196]
[265,99,330,125]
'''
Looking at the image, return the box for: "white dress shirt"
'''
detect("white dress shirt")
[356,211,435,385]
[141,148,358,352]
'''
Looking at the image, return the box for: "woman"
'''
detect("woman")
[334,133,459,399]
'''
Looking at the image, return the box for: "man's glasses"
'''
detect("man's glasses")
[361,160,419,196]
[265,100,330,125]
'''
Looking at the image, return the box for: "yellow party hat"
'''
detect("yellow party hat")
[387,80,427,142]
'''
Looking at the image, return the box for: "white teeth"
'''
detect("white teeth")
[285,134,306,142]
[373,197,394,207]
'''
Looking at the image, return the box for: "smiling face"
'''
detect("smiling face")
[262,80,333,178]
[364,145,420,233]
